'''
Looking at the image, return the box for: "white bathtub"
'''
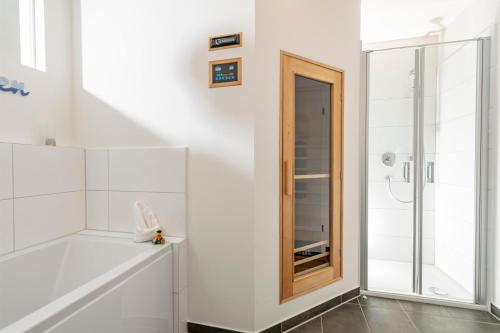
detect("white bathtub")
[0,234,173,333]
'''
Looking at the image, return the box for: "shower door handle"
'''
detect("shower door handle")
[426,161,435,183]
[403,161,411,183]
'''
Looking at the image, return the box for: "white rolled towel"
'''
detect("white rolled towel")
[133,201,162,242]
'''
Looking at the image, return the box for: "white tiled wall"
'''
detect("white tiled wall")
[0,199,14,255]
[13,145,85,197]
[108,148,186,193]
[86,147,187,238]
[0,144,86,255]
[0,144,13,200]
[14,191,85,250]
[0,145,187,256]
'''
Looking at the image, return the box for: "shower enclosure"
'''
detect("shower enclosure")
[361,38,490,304]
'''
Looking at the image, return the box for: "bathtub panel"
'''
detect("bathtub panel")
[46,253,173,333]
[0,241,68,329]
[14,191,85,250]
[0,199,13,255]
[0,143,13,200]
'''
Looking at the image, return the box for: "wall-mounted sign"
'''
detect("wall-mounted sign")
[0,76,30,96]
[209,58,242,88]
[209,33,243,51]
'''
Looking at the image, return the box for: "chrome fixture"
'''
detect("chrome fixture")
[381,152,396,167]
[426,161,435,183]
[403,161,411,183]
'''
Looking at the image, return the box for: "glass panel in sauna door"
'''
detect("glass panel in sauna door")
[294,75,331,277]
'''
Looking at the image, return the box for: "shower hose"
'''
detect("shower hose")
[386,175,415,204]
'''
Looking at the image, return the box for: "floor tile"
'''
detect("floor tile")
[407,312,462,333]
[444,306,500,324]
[289,317,322,333]
[399,300,450,316]
[358,296,403,310]
[455,320,500,333]
[363,307,417,333]
[322,303,369,333]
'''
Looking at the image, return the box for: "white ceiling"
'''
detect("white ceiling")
[361,0,475,43]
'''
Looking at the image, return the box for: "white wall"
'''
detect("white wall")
[0,0,75,146]
[72,0,256,330]
[253,0,361,330]
[439,0,500,308]
[3,0,363,329]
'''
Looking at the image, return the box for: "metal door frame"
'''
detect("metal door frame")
[360,38,490,305]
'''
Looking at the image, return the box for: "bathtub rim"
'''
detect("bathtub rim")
[1,233,173,333]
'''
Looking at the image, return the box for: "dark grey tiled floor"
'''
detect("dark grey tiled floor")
[289,296,500,333]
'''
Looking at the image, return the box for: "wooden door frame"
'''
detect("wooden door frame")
[280,51,344,303]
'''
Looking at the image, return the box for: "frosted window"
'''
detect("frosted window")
[19,0,46,71]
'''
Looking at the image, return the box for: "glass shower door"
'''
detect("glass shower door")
[367,47,416,294]
[365,38,488,304]
[420,41,479,303]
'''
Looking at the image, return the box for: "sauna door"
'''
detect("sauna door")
[280,52,343,302]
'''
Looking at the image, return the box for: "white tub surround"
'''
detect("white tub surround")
[0,232,184,333]
[0,144,188,332]
[80,230,188,333]
[85,147,187,237]
[0,143,86,255]
[84,147,188,332]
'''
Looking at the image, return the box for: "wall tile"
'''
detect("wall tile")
[439,80,476,123]
[369,48,415,100]
[13,145,85,197]
[109,147,186,193]
[368,126,412,155]
[368,208,412,238]
[0,144,13,200]
[368,181,413,210]
[86,191,108,231]
[437,114,476,154]
[435,184,475,222]
[86,149,108,191]
[0,200,13,255]
[423,211,435,239]
[369,98,412,127]
[14,191,85,250]
[436,151,475,187]
[109,191,186,237]
[368,235,413,262]
[423,238,435,265]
